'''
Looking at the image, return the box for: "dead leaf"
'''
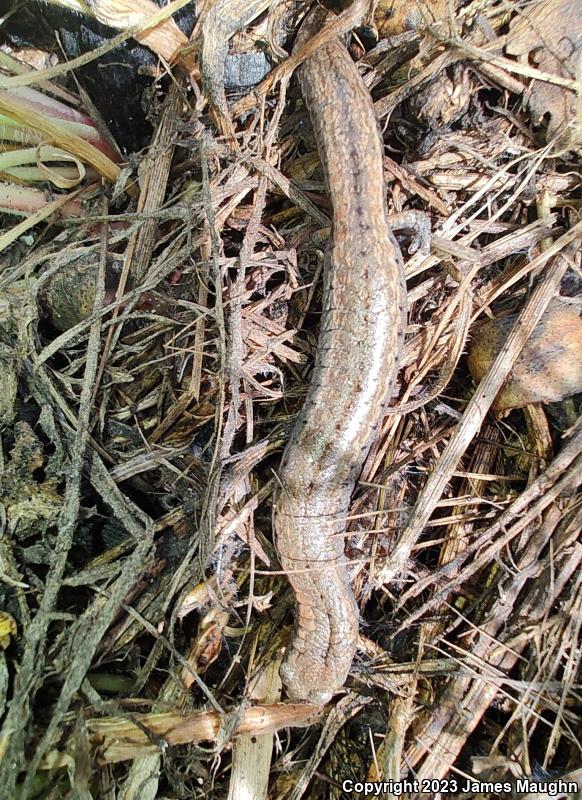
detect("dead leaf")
[408,64,472,129]
[189,610,230,677]
[468,297,582,412]
[0,613,17,649]
[506,0,582,149]
[375,0,450,37]
[0,422,63,538]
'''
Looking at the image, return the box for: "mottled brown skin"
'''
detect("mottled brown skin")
[273,7,407,704]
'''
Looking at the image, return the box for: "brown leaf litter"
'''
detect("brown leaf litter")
[0,0,580,798]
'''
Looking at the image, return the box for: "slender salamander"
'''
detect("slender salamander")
[273,4,407,704]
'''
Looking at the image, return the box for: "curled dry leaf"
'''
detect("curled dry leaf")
[468,297,582,412]
[251,591,274,613]
[189,609,230,677]
[374,0,450,37]
[41,255,123,331]
[0,613,17,649]
[505,0,582,149]
[408,63,472,129]
[66,0,199,76]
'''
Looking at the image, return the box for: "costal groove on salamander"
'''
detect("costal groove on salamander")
[272,6,407,704]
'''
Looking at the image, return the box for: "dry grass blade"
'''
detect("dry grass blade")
[201,0,273,142]
[0,0,196,88]
[373,233,578,589]
[409,498,582,787]
[0,91,120,181]
[68,703,323,764]
[397,419,582,618]
[0,188,83,251]
[231,0,371,118]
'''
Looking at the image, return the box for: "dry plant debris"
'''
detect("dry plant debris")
[0,0,580,798]
[505,0,582,150]
[468,296,582,411]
